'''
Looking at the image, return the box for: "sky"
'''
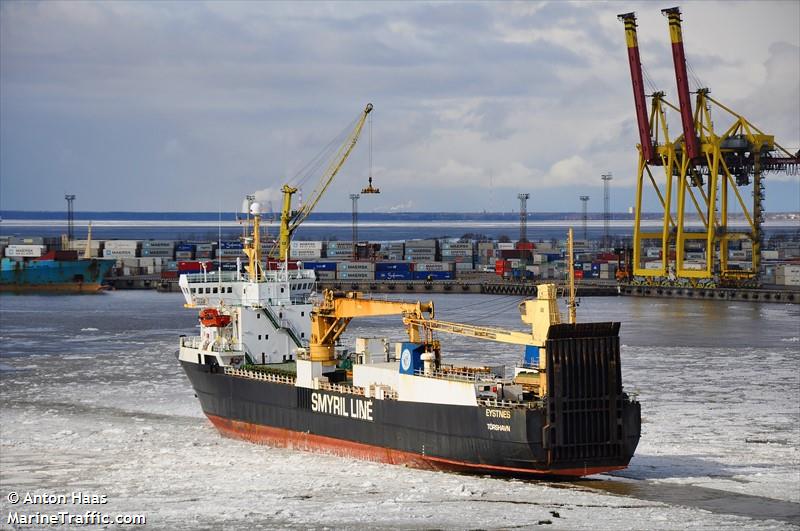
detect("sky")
[1,1,798,214]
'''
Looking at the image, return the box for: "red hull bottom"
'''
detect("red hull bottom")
[206,413,624,477]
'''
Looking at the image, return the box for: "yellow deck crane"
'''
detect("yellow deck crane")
[308,289,434,363]
[403,283,563,394]
[277,103,373,261]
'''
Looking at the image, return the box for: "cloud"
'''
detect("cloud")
[0,1,797,212]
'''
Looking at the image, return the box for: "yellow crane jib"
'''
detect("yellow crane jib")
[309,289,433,363]
[278,103,374,261]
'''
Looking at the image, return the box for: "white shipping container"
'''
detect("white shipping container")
[103,240,139,249]
[682,261,705,271]
[103,248,138,258]
[455,262,474,271]
[414,262,453,272]
[336,262,375,271]
[216,249,245,257]
[195,244,213,251]
[497,243,515,250]
[644,261,663,270]
[406,239,437,248]
[316,271,336,280]
[5,245,46,257]
[645,247,661,258]
[761,250,779,260]
[337,271,373,280]
[142,241,173,248]
[291,241,323,250]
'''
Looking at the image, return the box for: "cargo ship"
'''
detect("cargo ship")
[1,250,114,293]
[176,208,641,477]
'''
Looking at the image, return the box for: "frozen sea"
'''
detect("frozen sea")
[1,291,798,529]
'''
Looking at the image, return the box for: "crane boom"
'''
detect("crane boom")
[278,103,373,261]
[618,12,656,164]
[403,317,533,346]
[662,7,701,161]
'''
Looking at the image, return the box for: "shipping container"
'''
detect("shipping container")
[414,262,453,272]
[336,262,375,271]
[104,240,140,249]
[412,271,453,281]
[375,271,413,281]
[301,261,337,271]
[142,240,173,248]
[337,271,373,280]
[175,251,194,260]
[315,271,336,280]
[5,245,46,257]
[375,262,412,272]
[291,241,323,250]
[176,243,195,252]
[9,236,45,245]
[103,248,138,258]
[219,241,244,250]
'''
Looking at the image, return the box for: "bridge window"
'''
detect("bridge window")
[212,287,218,294]
[227,287,233,293]
[257,314,260,319]
[301,311,304,317]
[258,335,262,340]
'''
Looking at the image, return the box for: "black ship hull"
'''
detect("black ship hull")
[181,322,641,477]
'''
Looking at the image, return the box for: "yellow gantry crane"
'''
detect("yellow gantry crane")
[619,8,799,287]
[277,103,373,261]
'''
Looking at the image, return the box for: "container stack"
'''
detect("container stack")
[476,242,495,266]
[325,241,353,260]
[291,241,323,260]
[216,241,245,261]
[413,261,454,280]
[103,240,139,258]
[336,261,374,280]
[440,241,474,270]
[67,239,102,257]
[404,240,437,262]
[381,242,405,261]
[175,243,195,260]
[141,240,174,259]
[775,264,800,286]
[302,261,337,280]
[194,243,213,260]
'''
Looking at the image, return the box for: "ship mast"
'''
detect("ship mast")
[568,228,577,324]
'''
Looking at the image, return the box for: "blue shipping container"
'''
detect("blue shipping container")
[220,241,244,250]
[412,271,454,281]
[376,271,413,281]
[375,262,412,272]
[301,261,337,271]
[176,244,195,252]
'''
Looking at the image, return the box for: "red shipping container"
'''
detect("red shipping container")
[574,269,584,279]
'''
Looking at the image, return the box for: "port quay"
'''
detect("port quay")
[2,222,798,303]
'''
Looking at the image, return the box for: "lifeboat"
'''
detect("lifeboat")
[199,308,231,328]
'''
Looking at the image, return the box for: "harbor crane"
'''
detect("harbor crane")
[619,8,799,287]
[275,103,373,262]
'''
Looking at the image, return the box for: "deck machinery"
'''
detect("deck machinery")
[619,7,799,287]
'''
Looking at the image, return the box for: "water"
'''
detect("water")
[3,210,798,242]
[1,291,798,529]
